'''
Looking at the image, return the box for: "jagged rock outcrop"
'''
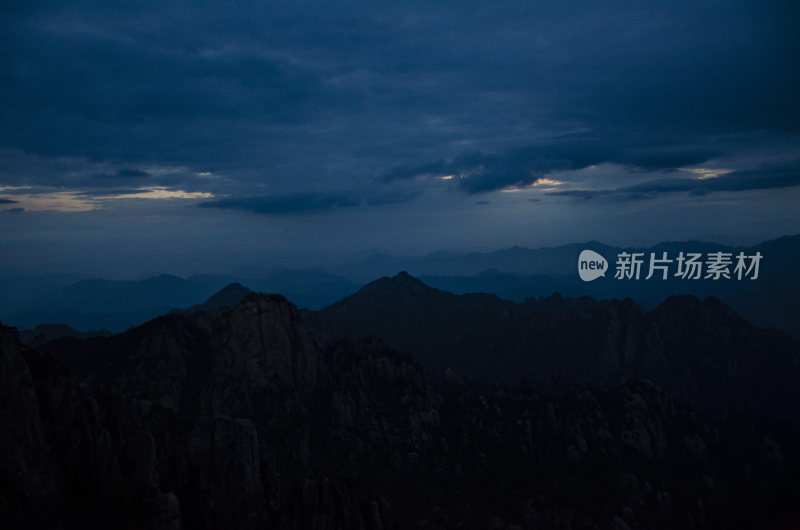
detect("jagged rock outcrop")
[1,291,799,529]
[0,325,52,528]
[0,325,45,475]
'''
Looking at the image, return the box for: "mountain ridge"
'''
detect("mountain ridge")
[3,291,800,528]
[308,272,800,420]
[2,234,797,336]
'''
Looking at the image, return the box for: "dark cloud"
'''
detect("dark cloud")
[198,193,361,215]
[0,198,18,204]
[624,162,800,193]
[93,169,153,185]
[366,190,422,206]
[549,160,800,201]
[546,189,660,202]
[200,186,424,215]
[382,142,721,194]
[1,0,797,197]
[1,0,799,272]
[548,190,605,201]
[115,169,150,178]
[383,160,451,183]
[623,149,722,172]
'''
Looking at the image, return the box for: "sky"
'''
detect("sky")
[1,0,799,276]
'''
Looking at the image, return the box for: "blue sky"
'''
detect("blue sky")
[1,0,799,276]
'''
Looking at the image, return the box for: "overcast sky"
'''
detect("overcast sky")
[1,0,799,276]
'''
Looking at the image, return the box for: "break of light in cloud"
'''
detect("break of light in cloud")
[0,187,214,213]
[682,167,733,180]
[1,191,99,213]
[532,178,564,187]
[94,187,214,200]
[500,177,565,193]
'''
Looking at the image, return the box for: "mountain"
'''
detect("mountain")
[335,235,800,340]
[3,235,796,337]
[336,242,622,281]
[0,274,232,333]
[200,281,253,308]
[308,273,800,420]
[2,295,799,529]
[245,269,360,310]
[0,270,360,334]
[177,282,254,314]
[18,323,111,347]
[335,239,756,282]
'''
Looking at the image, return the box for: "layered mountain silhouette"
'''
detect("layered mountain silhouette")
[1,274,229,333]
[338,235,800,340]
[2,235,797,339]
[1,270,359,332]
[308,273,800,420]
[336,236,800,281]
[2,292,799,529]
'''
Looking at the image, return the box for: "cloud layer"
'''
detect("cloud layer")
[1,0,799,273]
[2,1,798,204]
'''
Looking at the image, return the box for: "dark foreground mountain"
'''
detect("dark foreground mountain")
[1,294,799,529]
[308,273,800,420]
[18,323,112,347]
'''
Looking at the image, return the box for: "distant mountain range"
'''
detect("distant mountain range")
[3,291,799,528]
[1,270,359,332]
[338,235,800,340]
[2,234,797,339]
[335,238,784,280]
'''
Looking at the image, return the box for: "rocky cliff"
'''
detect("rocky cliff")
[1,293,798,529]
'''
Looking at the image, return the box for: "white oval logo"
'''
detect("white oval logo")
[578,250,608,282]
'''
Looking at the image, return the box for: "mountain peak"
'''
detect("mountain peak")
[324,272,445,312]
[380,271,433,291]
[202,282,254,310]
[356,270,430,290]
[175,282,255,316]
